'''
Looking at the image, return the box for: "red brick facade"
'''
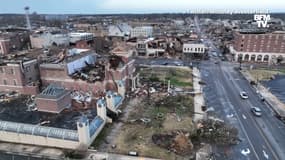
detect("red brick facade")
[233,32,285,53]
[39,59,135,95]
[0,60,40,95]
[36,92,71,113]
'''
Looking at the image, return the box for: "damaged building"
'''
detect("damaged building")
[36,84,72,113]
[0,93,108,150]
[0,53,40,95]
[40,47,136,98]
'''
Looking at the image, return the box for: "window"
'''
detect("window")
[0,68,3,74]
[13,80,17,86]
[3,79,7,85]
[6,68,14,74]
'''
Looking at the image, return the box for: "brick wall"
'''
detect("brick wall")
[36,92,71,113]
[234,32,285,53]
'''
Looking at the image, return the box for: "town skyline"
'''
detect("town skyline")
[0,0,285,14]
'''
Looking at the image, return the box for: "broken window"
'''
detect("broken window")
[6,68,14,74]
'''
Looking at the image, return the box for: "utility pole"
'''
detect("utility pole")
[238,55,243,70]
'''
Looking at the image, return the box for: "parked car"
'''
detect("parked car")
[251,107,262,117]
[240,91,249,99]
[128,151,139,156]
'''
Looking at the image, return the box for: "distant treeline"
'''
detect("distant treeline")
[0,13,284,27]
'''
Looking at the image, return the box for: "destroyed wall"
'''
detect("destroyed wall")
[40,64,105,96]
[105,58,135,90]
[0,61,40,95]
[40,66,70,85]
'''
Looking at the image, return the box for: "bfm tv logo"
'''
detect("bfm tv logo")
[254,14,271,28]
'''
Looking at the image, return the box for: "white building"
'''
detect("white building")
[183,43,207,54]
[131,26,153,38]
[108,23,132,38]
[30,32,69,48]
[69,32,93,43]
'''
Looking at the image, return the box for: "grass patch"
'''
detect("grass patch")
[91,124,111,148]
[166,76,193,87]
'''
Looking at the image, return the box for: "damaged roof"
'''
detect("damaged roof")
[38,84,69,99]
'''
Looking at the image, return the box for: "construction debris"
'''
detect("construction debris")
[195,143,213,160]
[152,131,194,155]
[70,62,105,83]
[71,91,92,104]
[196,118,239,145]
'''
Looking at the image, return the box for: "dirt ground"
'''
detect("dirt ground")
[248,68,285,81]
[93,67,195,159]
[98,94,195,160]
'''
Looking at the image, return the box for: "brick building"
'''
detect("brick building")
[0,31,30,55]
[0,58,40,95]
[39,49,136,96]
[36,84,71,113]
[231,30,285,63]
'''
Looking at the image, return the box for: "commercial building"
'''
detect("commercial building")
[231,30,285,63]
[69,32,93,44]
[183,43,207,60]
[30,31,69,48]
[131,26,153,38]
[183,43,207,54]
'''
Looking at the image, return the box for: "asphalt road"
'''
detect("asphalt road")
[200,60,285,160]
[194,16,285,160]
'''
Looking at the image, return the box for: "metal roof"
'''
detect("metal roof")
[39,84,68,99]
[89,117,104,136]
[0,120,79,141]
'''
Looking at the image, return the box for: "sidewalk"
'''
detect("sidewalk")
[86,150,161,160]
[240,70,285,118]
[192,67,206,121]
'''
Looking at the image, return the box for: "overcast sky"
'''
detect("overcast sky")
[0,0,284,14]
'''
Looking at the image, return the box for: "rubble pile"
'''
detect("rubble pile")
[109,55,124,70]
[196,118,239,145]
[71,91,92,103]
[152,131,193,155]
[70,62,105,83]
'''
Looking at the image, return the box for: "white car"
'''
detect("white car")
[251,107,262,117]
[240,91,249,99]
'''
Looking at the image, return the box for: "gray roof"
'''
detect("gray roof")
[0,120,79,141]
[38,84,69,99]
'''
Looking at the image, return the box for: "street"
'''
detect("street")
[194,16,285,160]
[200,60,285,160]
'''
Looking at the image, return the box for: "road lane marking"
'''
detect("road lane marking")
[263,150,269,159]
[216,78,261,160]
[222,66,280,160]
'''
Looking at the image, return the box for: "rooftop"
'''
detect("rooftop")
[37,84,70,99]
[0,95,98,130]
